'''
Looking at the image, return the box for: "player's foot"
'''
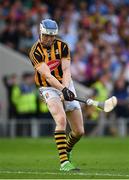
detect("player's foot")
[67,151,72,162]
[60,161,80,172]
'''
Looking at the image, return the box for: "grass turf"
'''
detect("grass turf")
[0,137,129,179]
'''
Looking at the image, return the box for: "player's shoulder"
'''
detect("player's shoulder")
[56,38,69,47]
[30,40,41,53]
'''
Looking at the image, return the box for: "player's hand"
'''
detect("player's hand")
[62,87,75,101]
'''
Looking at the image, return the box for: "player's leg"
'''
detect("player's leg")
[64,81,85,154]
[47,98,68,163]
[47,98,79,171]
[66,108,84,154]
[39,87,78,171]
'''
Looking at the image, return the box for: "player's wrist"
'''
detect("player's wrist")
[62,80,70,89]
[60,86,65,91]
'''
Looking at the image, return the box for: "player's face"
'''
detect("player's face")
[40,34,55,47]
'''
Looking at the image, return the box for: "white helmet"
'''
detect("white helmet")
[40,19,58,35]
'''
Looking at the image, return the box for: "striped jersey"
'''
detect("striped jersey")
[29,39,71,87]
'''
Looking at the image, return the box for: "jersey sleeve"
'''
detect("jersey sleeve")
[61,42,71,60]
[29,43,44,68]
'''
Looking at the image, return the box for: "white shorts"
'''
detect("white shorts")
[39,81,81,112]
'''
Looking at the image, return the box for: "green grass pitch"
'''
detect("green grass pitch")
[0,137,129,179]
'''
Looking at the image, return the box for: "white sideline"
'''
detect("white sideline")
[0,170,129,177]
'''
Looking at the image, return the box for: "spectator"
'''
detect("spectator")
[112,75,129,118]
[19,29,34,55]
[11,72,37,119]
[11,72,37,136]
[1,21,20,49]
[112,75,129,136]
[2,74,18,119]
[100,21,120,45]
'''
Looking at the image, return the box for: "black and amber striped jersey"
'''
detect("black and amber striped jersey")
[29,39,71,87]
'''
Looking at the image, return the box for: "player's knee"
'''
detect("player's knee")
[55,115,67,129]
[77,130,85,137]
[74,128,85,138]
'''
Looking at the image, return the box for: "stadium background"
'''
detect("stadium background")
[0,0,129,179]
[0,0,129,137]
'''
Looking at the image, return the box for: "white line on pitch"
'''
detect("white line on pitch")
[0,170,129,177]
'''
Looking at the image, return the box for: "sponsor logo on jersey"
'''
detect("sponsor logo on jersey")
[47,59,60,72]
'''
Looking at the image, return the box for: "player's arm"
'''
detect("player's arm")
[36,63,75,101]
[62,59,71,88]
[61,43,71,88]
[36,63,64,91]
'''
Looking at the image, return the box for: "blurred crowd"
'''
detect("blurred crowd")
[2,73,53,136]
[2,73,51,120]
[1,0,129,135]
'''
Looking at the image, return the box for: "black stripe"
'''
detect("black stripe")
[54,41,60,59]
[57,142,66,145]
[54,132,65,135]
[59,152,66,156]
[55,133,65,135]
[37,72,43,86]
[61,41,64,57]
[61,159,68,163]
[54,41,63,78]
[34,44,44,63]
[38,43,44,54]
[46,81,51,87]
[47,47,51,61]
[58,147,66,150]
[57,45,63,81]
[55,137,66,140]
[58,65,63,78]
[68,140,76,144]
[51,71,55,77]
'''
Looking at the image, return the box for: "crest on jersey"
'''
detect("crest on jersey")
[47,59,60,72]
[55,49,59,55]
[45,92,49,99]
